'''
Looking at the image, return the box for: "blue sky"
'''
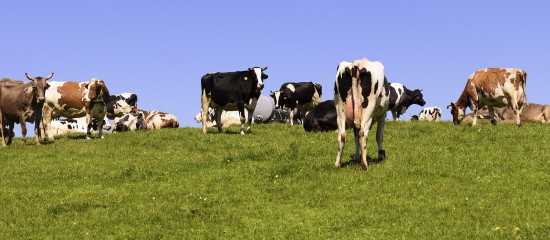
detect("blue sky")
[2,1,549,135]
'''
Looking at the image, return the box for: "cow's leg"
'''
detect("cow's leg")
[7,123,14,145]
[289,108,294,125]
[376,115,386,161]
[511,95,523,127]
[391,110,398,121]
[487,106,497,125]
[213,108,223,133]
[86,112,92,139]
[353,127,361,165]
[42,106,54,140]
[34,118,42,145]
[0,112,5,147]
[98,118,104,139]
[335,99,346,167]
[201,91,210,135]
[19,115,27,144]
[471,104,478,126]
[246,109,254,134]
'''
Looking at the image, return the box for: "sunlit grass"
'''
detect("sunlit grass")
[0,122,548,239]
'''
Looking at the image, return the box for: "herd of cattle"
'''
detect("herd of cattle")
[0,73,179,147]
[199,60,547,170]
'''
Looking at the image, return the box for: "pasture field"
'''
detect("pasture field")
[0,121,548,239]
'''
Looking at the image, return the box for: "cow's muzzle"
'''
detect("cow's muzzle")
[257,83,264,90]
[37,97,45,103]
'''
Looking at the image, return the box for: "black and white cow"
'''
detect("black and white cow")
[107,93,138,119]
[270,82,322,125]
[387,83,426,120]
[303,100,338,132]
[334,59,390,170]
[201,67,268,135]
[112,112,146,132]
[418,106,442,121]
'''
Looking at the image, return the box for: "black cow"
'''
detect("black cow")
[270,82,322,125]
[201,67,268,135]
[387,83,426,120]
[303,100,338,132]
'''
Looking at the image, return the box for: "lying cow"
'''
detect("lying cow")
[468,103,549,123]
[194,108,248,129]
[112,112,146,132]
[48,117,105,137]
[135,109,179,129]
[334,59,390,170]
[388,83,426,120]
[270,81,322,125]
[448,68,528,126]
[418,106,442,121]
[107,93,138,119]
[303,100,338,132]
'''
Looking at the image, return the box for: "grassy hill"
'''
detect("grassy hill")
[0,122,548,239]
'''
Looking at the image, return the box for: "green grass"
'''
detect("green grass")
[0,121,548,239]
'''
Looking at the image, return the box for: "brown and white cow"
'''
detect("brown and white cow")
[0,73,53,146]
[334,59,390,170]
[447,68,528,126]
[133,108,179,129]
[42,78,110,140]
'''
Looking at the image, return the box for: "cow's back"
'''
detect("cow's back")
[45,81,88,118]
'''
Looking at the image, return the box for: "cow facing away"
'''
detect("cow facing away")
[270,82,322,125]
[334,59,390,170]
[0,73,53,146]
[42,78,110,140]
[418,106,442,121]
[387,83,425,120]
[448,68,527,126]
[201,67,268,135]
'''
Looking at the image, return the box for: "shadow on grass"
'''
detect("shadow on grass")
[340,154,386,168]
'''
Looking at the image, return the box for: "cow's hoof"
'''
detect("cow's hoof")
[240,131,245,135]
[491,119,497,125]
[359,163,369,171]
[378,150,386,161]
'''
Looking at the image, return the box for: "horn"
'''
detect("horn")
[25,73,33,81]
[446,103,453,109]
[262,67,268,71]
[45,72,54,80]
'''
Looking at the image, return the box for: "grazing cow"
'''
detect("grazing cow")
[201,67,268,135]
[194,108,248,129]
[0,73,53,146]
[42,78,110,140]
[387,83,426,120]
[270,82,322,125]
[303,100,338,132]
[334,59,390,170]
[418,106,442,121]
[448,68,527,126]
[112,112,146,132]
[107,93,138,119]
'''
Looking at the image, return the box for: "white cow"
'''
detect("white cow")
[418,106,442,121]
[194,108,248,129]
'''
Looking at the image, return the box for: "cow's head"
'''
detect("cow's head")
[412,89,426,106]
[248,67,268,90]
[270,90,282,109]
[113,93,138,116]
[25,72,53,103]
[447,102,465,125]
[83,78,110,103]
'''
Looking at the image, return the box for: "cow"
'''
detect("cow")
[270,82,322,125]
[48,117,105,137]
[107,92,138,119]
[410,115,419,121]
[112,112,147,132]
[133,109,179,129]
[201,67,268,135]
[471,103,549,123]
[387,83,426,120]
[0,73,53,146]
[42,78,110,140]
[334,59,390,170]
[303,100,338,132]
[418,106,442,121]
[447,68,528,126]
[194,108,248,129]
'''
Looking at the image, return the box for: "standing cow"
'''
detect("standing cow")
[448,68,527,126]
[0,73,53,146]
[334,59,390,170]
[387,83,426,120]
[42,78,110,139]
[201,67,268,135]
[270,82,322,125]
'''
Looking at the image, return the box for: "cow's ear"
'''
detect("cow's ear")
[263,73,269,79]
